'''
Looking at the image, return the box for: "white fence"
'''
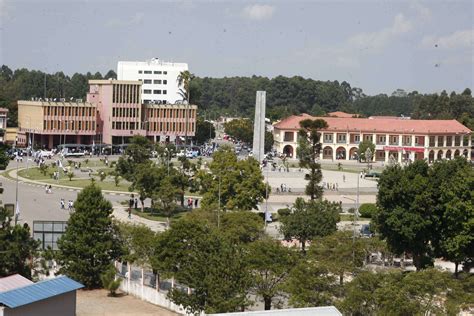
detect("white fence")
[115,261,192,315]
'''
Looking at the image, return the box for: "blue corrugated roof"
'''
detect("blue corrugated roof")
[0,276,84,308]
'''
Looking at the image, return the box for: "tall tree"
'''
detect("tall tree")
[57,184,124,288]
[223,118,253,144]
[247,237,297,310]
[0,208,40,279]
[153,217,252,314]
[199,146,266,211]
[280,197,340,254]
[297,118,328,200]
[310,231,366,286]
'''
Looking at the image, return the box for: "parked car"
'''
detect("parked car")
[365,171,381,178]
[360,224,373,237]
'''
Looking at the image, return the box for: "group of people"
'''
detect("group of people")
[276,183,291,193]
[323,182,339,191]
[60,198,74,211]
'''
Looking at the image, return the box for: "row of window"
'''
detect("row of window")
[138,70,168,75]
[148,121,195,133]
[112,84,141,104]
[144,100,168,104]
[285,132,469,147]
[44,120,96,131]
[45,106,95,117]
[112,107,140,118]
[141,79,168,84]
[147,108,195,119]
[143,89,167,95]
[112,121,139,130]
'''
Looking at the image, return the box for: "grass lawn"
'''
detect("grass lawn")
[17,167,131,191]
[131,207,190,222]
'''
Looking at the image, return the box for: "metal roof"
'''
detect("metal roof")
[0,276,84,308]
[209,306,342,316]
[0,274,33,293]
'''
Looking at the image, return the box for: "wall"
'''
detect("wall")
[2,291,76,316]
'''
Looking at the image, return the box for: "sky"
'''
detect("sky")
[0,0,472,95]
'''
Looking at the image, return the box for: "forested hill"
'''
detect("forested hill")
[1,65,473,129]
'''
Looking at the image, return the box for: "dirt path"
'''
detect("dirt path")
[76,289,181,316]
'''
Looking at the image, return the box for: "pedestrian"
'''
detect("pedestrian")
[194,198,198,208]
[48,185,52,194]
[68,200,73,211]
[336,183,339,191]
[128,207,132,219]
[134,198,138,210]
[343,174,346,182]
[60,198,65,209]
[45,184,48,194]
[129,194,134,209]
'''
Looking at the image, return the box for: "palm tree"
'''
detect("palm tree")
[177,70,193,148]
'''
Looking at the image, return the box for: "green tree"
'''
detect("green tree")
[297,118,328,200]
[358,140,375,162]
[0,148,9,170]
[280,197,340,254]
[0,208,40,279]
[375,161,435,270]
[431,159,474,276]
[193,117,216,145]
[199,146,266,211]
[116,135,152,182]
[100,265,122,296]
[153,217,252,314]
[247,237,297,310]
[117,221,157,267]
[264,130,274,153]
[220,211,264,243]
[310,231,366,286]
[57,184,124,288]
[285,260,336,307]
[154,176,179,226]
[223,118,253,144]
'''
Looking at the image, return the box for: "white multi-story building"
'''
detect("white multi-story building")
[117,58,188,105]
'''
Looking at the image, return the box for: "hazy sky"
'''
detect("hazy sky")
[0,0,472,95]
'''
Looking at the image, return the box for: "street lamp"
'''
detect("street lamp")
[14,136,19,225]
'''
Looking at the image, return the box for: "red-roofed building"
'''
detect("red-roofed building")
[273,114,472,163]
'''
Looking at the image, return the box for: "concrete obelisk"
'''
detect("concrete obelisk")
[252,91,266,162]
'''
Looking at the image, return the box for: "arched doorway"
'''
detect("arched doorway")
[349,147,358,160]
[336,147,346,160]
[429,150,435,163]
[323,146,333,160]
[446,150,452,160]
[463,149,469,158]
[437,150,443,160]
[454,149,460,157]
[283,145,294,158]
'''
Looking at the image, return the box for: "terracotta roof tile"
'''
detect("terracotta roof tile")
[274,114,471,134]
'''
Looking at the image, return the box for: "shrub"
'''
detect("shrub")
[39,164,49,176]
[359,203,378,218]
[67,171,74,181]
[100,265,121,297]
[277,208,291,217]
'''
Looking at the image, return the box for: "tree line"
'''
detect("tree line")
[2,65,472,130]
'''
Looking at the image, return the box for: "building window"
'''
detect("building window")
[446,136,452,146]
[284,132,294,142]
[144,79,152,84]
[437,136,444,146]
[154,80,162,84]
[163,71,167,75]
[163,90,167,95]
[429,136,435,147]
[153,90,161,94]
[143,90,152,94]
[337,134,346,143]
[138,70,142,74]
[354,135,360,143]
[454,136,461,146]
[323,133,333,143]
[144,70,152,74]
[163,80,167,84]
[377,135,386,144]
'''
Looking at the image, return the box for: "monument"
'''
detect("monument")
[252,91,266,162]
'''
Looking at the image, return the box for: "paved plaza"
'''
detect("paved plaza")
[1,157,378,233]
